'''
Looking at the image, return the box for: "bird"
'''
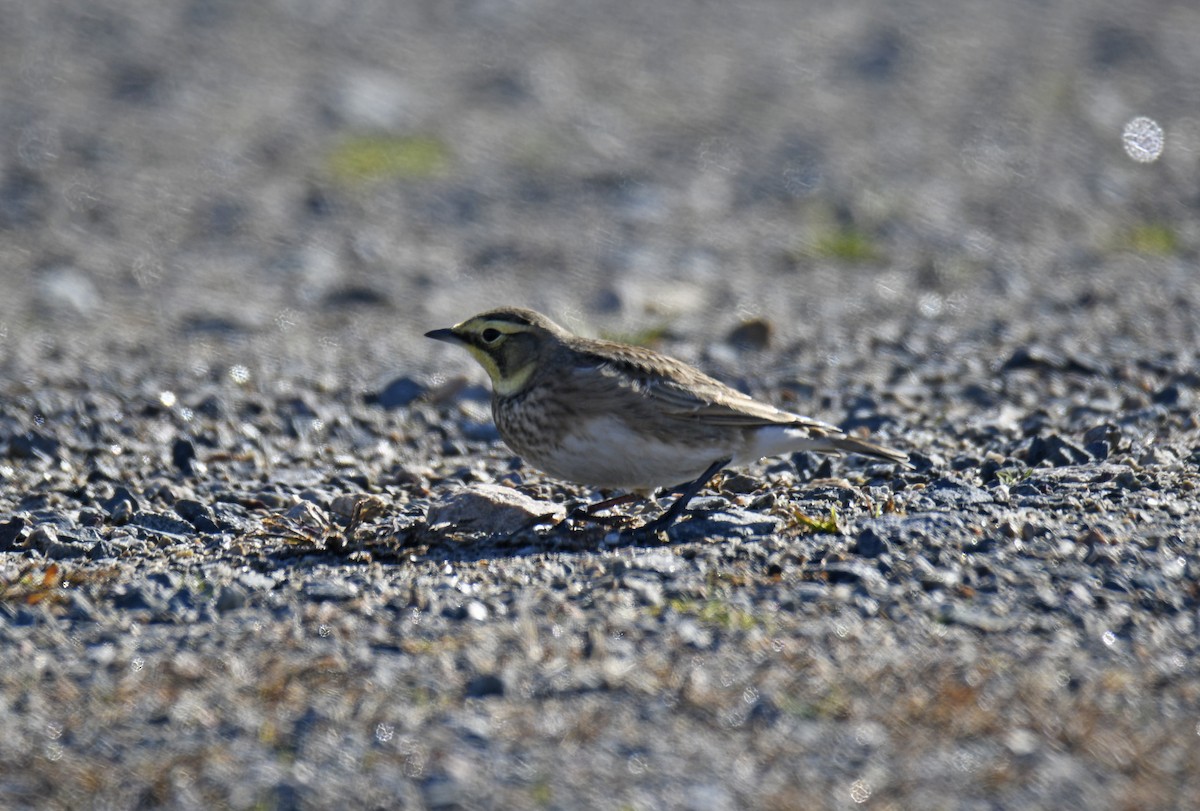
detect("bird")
[426,307,908,535]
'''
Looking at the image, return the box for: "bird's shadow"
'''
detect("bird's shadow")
[405,506,781,565]
[251,454,914,568]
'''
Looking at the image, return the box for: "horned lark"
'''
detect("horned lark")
[426,307,908,534]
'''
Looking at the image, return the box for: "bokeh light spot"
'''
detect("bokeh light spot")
[1122,117,1164,163]
[849,779,872,803]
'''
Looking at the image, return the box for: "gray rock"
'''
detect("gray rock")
[823,560,884,587]
[854,527,889,558]
[302,581,360,602]
[127,511,195,538]
[627,550,682,575]
[369,376,427,409]
[35,265,101,315]
[113,584,164,612]
[1026,435,1090,467]
[27,524,91,559]
[238,571,277,591]
[0,517,26,550]
[171,438,199,475]
[725,318,773,351]
[7,431,60,462]
[101,486,141,516]
[460,420,501,442]
[175,499,222,533]
[669,510,780,541]
[426,484,565,534]
[622,575,665,607]
[464,673,505,698]
[924,478,995,507]
[214,584,249,612]
[938,604,1017,633]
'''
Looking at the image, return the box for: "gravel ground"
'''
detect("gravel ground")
[2,1,1200,808]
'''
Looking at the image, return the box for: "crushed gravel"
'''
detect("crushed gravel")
[2,0,1200,808]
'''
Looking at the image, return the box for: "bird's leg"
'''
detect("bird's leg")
[636,457,731,536]
[582,492,641,518]
[563,492,641,527]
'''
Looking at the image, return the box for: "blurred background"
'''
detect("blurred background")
[0,0,1195,390]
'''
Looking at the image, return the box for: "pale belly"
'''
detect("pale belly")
[513,415,733,491]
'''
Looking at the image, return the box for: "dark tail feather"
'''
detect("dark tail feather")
[826,435,911,468]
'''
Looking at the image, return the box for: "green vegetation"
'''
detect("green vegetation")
[664,597,759,630]
[327,134,450,183]
[1121,223,1178,255]
[529,780,553,806]
[787,505,840,535]
[805,226,882,263]
[994,467,1031,486]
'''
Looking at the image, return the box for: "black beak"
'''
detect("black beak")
[425,327,464,345]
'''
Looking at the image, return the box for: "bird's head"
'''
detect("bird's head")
[425,307,566,396]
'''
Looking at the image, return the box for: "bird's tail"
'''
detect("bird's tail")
[746,424,911,469]
[819,434,911,468]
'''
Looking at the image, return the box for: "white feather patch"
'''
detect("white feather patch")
[532,416,727,490]
[734,425,836,465]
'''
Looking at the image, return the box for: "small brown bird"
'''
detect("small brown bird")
[427,307,908,534]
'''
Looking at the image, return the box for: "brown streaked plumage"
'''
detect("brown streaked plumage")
[426,307,908,534]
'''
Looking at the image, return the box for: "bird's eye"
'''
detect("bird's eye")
[480,328,502,344]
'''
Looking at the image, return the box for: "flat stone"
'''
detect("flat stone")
[938,604,1017,633]
[303,580,360,602]
[668,510,780,542]
[426,484,565,534]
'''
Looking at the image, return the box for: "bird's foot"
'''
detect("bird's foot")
[563,493,641,528]
[622,456,731,542]
[622,514,673,543]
